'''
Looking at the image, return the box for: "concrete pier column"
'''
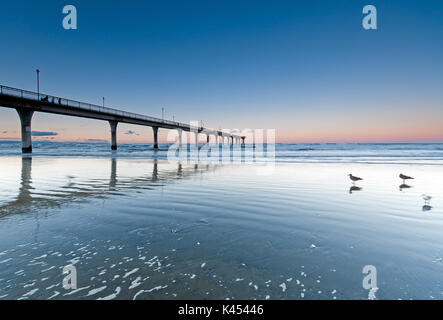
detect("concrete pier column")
[16,108,34,154]
[109,120,118,150]
[206,135,210,144]
[194,132,198,147]
[178,129,183,147]
[153,126,159,149]
[241,137,245,145]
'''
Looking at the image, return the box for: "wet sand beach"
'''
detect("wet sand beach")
[0,154,442,300]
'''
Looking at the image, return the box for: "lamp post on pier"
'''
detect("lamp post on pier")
[36,69,40,99]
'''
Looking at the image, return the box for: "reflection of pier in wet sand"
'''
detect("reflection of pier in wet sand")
[0,157,219,218]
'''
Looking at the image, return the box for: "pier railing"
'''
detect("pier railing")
[0,84,207,131]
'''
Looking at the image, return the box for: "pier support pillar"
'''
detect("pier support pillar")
[153,126,159,149]
[241,137,245,145]
[194,132,198,147]
[109,120,118,150]
[206,135,210,144]
[16,108,34,154]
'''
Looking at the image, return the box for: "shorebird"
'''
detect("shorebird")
[348,174,363,184]
[399,174,414,184]
[422,194,432,205]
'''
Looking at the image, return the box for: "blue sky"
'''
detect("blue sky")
[0,0,442,142]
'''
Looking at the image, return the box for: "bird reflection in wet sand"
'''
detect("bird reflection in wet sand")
[399,174,414,191]
[399,183,412,192]
[349,186,362,194]
[422,205,432,212]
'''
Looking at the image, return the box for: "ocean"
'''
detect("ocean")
[0,142,442,299]
[1,141,443,163]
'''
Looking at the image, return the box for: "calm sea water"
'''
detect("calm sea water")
[0,142,442,300]
[1,141,443,164]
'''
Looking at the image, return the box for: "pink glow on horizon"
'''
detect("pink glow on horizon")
[1,132,442,144]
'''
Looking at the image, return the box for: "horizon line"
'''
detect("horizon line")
[1,139,442,144]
